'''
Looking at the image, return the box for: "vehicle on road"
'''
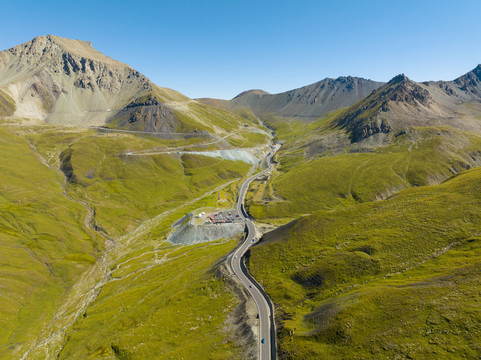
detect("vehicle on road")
[261,338,265,344]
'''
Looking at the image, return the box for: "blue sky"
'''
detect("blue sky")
[1,0,481,99]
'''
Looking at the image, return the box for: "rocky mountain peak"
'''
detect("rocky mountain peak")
[222,75,384,120]
[388,73,409,85]
[335,74,435,143]
[336,75,353,82]
[467,64,481,80]
[232,89,269,100]
[0,35,156,125]
[6,35,120,68]
[34,34,93,51]
[453,65,481,94]
[385,74,431,106]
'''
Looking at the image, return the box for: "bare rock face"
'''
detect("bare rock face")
[388,74,432,106]
[453,64,481,96]
[0,35,183,130]
[335,74,457,143]
[112,95,178,132]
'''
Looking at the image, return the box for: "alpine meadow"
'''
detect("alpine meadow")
[2,5,481,359]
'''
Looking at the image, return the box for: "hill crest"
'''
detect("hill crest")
[210,76,385,120]
[335,69,481,143]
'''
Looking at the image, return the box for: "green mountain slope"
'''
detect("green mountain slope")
[0,122,267,359]
[243,67,481,360]
[4,33,481,360]
[0,35,275,359]
[248,126,481,220]
[0,89,15,116]
[246,69,481,221]
[250,166,481,359]
[0,127,104,356]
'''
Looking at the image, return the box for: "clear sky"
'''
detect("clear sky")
[1,0,481,99]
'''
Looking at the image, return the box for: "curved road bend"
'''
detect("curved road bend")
[229,143,281,360]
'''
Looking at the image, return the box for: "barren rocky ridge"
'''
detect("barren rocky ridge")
[335,68,481,143]
[200,64,481,146]
[0,35,204,132]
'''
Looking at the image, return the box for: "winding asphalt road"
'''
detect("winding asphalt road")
[228,143,280,360]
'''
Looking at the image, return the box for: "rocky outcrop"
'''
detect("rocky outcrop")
[388,74,432,106]
[336,74,444,143]
[453,64,481,96]
[111,95,178,132]
[0,35,183,130]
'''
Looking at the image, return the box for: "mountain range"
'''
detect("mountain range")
[2,35,481,144]
[335,68,481,142]
[200,76,383,120]
[200,65,481,145]
[2,35,481,360]
[0,35,259,136]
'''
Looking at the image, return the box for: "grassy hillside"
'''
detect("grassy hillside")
[12,186,247,360]
[27,129,252,237]
[249,166,481,359]
[107,88,271,147]
[0,127,103,356]
[247,126,481,220]
[55,235,241,359]
[0,124,266,359]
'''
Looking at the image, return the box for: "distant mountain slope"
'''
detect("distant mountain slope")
[334,67,481,143]
[0,35,264,136]
[199,77,384,120]
[245,65,481,220]
[451,64,481,99]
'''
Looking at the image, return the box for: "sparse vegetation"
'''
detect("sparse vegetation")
[0,90,16,116]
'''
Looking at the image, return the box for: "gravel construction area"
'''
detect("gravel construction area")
[168,209,246,245]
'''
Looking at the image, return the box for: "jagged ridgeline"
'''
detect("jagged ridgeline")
[334,69,481,143]
[0,35,259,134]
